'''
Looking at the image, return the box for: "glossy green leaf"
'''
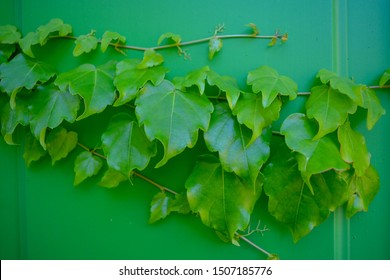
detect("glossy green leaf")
[204,103,270,186]
[208,37,222,60]
[306,85,357,139]
[29,85,80,148]
[247,65,297,108]
[346,166,380,218]
[101,113,157,178]
[173,66,210,94]
[101,31,126,52]
[46,127,78,165]
[135,80,213,167]
[55,61,116,120]
[0,54,55,107]
[74,151,103,185]
[281,113,349,191]
[0,94,30,144]
[317,69,362,105]
[113,58,168,106]
[186,155,262,240]
[263,138,349,242]
[73,32,98,56]
[23,130,47,166]
[98,168,128,188]
[361,87,385,130]
[207,70,241,108]
[0,44,15,63]
[137,49,164,69]
[149,192,172,224]
[157,32,181,45]
[338,121,370,176]
[379,68,390,86]
[233,92,282,145]
[0,25,21,44]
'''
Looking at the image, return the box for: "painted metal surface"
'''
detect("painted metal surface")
[0,0,389,259]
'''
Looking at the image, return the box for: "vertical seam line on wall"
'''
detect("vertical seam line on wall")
[332,0,351,260]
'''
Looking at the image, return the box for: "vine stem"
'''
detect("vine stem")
[76,142,177,195]
[49,33,284,52]
[237,235,272,257]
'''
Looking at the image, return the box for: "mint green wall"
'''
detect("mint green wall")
[0,0,389,259]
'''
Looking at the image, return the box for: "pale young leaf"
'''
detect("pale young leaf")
[46,127,78,165]
[98,168,128,188]
[101,31,126,52]
[149,192,172,224]
[0,25,21,44]
[73,32,98,56]
[208,37,222,60]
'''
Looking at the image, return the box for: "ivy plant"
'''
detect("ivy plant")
[0,19,388,259]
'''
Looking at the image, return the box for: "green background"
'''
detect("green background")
[0,0,389,259]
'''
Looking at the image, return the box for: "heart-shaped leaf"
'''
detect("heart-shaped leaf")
[135,80,213,167]
[263,137,349,242]
[113,58,168,106]
[46,126,78,165]
[55,61,116,120]
[0,25,21,44]
[149,192,172,224]
[74,151,103,185]
[98,168,128,188]
[233,92,282,145]
[361,87,385,130]
[101,31,126,53]
[186,155,262,240]
[208,37,222,60]
[207,70,241,108]
[173,66,210,94]
[101,113,157,178]
[204,103,270,186]
[23,130,47,166]
[73,32,98,56]
[29,85,80,148]
[281,113,349,191]
[306,85,357,139]
[379,68,390,86]
[247,65,297,108]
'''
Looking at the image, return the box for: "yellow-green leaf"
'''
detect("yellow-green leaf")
[101,31,126,53]
[361,87,385,130]
[74,151,103,185]
[0,25,21,44]
[207,70,241,108]
[208,37,222,60]
[73,32,98,56]
[23,131,47,166]
[379,68,390,86]
[99,168,128,188]
[46,127,78,165]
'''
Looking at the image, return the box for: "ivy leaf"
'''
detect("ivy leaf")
[23,130,47,166]
[36,18,72,45]
[204,103,270,186]
[157,32,181,46]
[346,166,380,218]
[186,155,262,240]
[29,85,80,148]
[306,85,357,139]
[207,70,241,109]
[137,49,164,69]
[149,192,172,224]
[233,92,282,145]
[263,138,349,242]
[74,151,103,185]
[316,69,362,105]
[18,19,72,57]
[281,113,349,192]
[0,25,21,44]
[247,65,297,108]
[46,127,78,165]
[0,54,55,108]
[135,80,213,168]
[208,37,222,60]
[379,68,390,86]
[0,94,30,144]
[113,59,168,106]
[55,61,116,120]
[0,44,15,63]
[101,113,157,178]
[173,66,210,94]
[361,87,385,130]
[73,31,98,56]
[98,168,128,188]
[101,31,126,53]
[338,121,370,176]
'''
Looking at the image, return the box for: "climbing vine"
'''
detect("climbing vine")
[0,19,389,259]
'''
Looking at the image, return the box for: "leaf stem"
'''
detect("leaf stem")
[237,235,272,257]
[49,33,285,52]
[76,142,177,195]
